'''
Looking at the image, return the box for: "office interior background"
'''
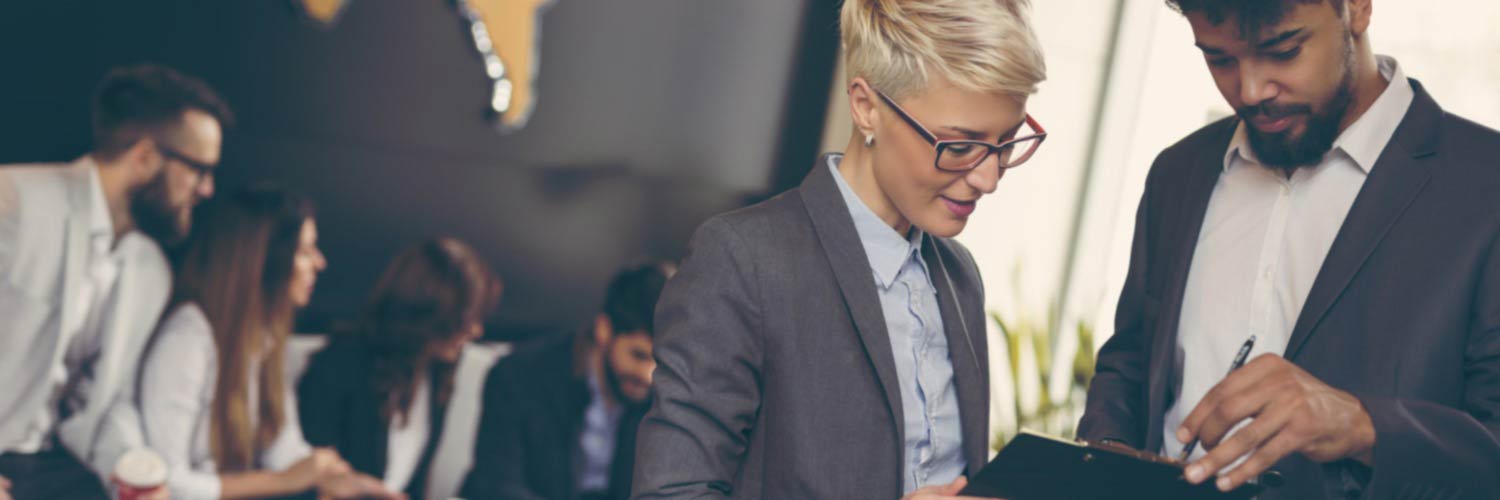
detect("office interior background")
[3,0,1498,459]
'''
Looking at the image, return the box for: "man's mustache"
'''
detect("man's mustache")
[1237,101,1313,121]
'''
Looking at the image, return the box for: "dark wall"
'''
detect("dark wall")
[0,0,839,340]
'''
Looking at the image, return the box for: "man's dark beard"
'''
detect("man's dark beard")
[602,349,650,409]
[1238,36,1356,171]
[1239,81,1352,170]
[130,167,187,246]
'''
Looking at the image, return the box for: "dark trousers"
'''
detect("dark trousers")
[0,449,109,500]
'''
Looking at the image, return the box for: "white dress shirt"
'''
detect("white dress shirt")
[139,304,314,500]
[8,164,122,454]
[383,380,431,493]
[1163,56,1415,458]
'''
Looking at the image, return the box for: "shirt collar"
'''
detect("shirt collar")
[584,361,624,418]
[1223,55,1413,175]
[1333,55,1413,173]
[81,157,115,243]
[826,154,926,289]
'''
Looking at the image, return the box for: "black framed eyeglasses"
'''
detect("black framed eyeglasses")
[875,89,1047,172]
[155,142,216,186]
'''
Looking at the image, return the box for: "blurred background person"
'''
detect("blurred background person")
[462,263,673,500]
[0,63,228,500]
[298,237,502,499]
[139,186,398,500]
[632,0,1047,497]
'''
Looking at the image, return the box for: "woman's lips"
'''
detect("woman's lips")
[942,196,977,217]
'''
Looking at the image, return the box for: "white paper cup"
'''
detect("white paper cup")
[112,448,167,500]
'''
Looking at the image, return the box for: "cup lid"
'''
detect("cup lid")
[113,448,168,487]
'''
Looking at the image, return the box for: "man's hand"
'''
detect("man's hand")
[900,476,1002,500]
[1177,354,1376,492]
[0,474,12,500]
[316,472,405,500]
[137,485,169,500]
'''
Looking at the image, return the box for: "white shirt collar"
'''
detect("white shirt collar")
[826,154,926,289]
[1224,55,1414,175]
[80,157,115,243]
[1334,55,1414,172]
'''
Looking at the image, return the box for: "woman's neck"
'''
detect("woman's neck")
[838,138,913,235]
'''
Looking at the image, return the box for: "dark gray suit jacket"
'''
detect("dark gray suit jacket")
[631,157,990,499]
[1079,80,1500,499]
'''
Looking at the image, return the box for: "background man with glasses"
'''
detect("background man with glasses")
[0,63,231,500]
[631,1,1046,499]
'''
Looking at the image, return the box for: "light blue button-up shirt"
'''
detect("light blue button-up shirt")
[828,154,967,494]
[578,363,623,493]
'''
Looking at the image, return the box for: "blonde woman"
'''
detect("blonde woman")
[138,187,400,500]
[632,1,1046,499]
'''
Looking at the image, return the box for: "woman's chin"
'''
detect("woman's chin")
[916,215,968,238]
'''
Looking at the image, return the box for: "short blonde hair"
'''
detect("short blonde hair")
[840,0,1046,100]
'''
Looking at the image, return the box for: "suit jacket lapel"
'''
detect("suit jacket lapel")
[1285,80,1442,360]
[922,237,989,473]
[90,250,138,407]
[56,166,92,365]
[1146,119,1236,452]
[799,156,907,449]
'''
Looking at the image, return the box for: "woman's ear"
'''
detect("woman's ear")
[848,77,880,142]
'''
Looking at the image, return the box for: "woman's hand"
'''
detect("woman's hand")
[283,448,353,490]
[900,477,1004,500]
[315,473,405,500]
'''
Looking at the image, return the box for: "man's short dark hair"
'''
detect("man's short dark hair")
[601,262,675,338]
[1166,0,1345,42]
[91,63,234,161]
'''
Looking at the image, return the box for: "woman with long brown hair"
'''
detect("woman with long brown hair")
[137,186,399,500]
[298,237,501,499]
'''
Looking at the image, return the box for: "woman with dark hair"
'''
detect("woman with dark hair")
[138,186,399,499]
[298,237,502,499]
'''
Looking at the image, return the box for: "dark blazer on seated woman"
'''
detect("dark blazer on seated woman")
[297,237,502,500]
[297,337,450,499]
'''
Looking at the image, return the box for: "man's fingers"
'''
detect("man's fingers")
[146,487,171,500]
[1217,431,1301,491]
[1177,354,1283,444]
[1184,397,1294,484]
[1197,379,1290,449]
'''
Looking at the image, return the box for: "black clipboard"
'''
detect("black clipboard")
[960,431,1264,500]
